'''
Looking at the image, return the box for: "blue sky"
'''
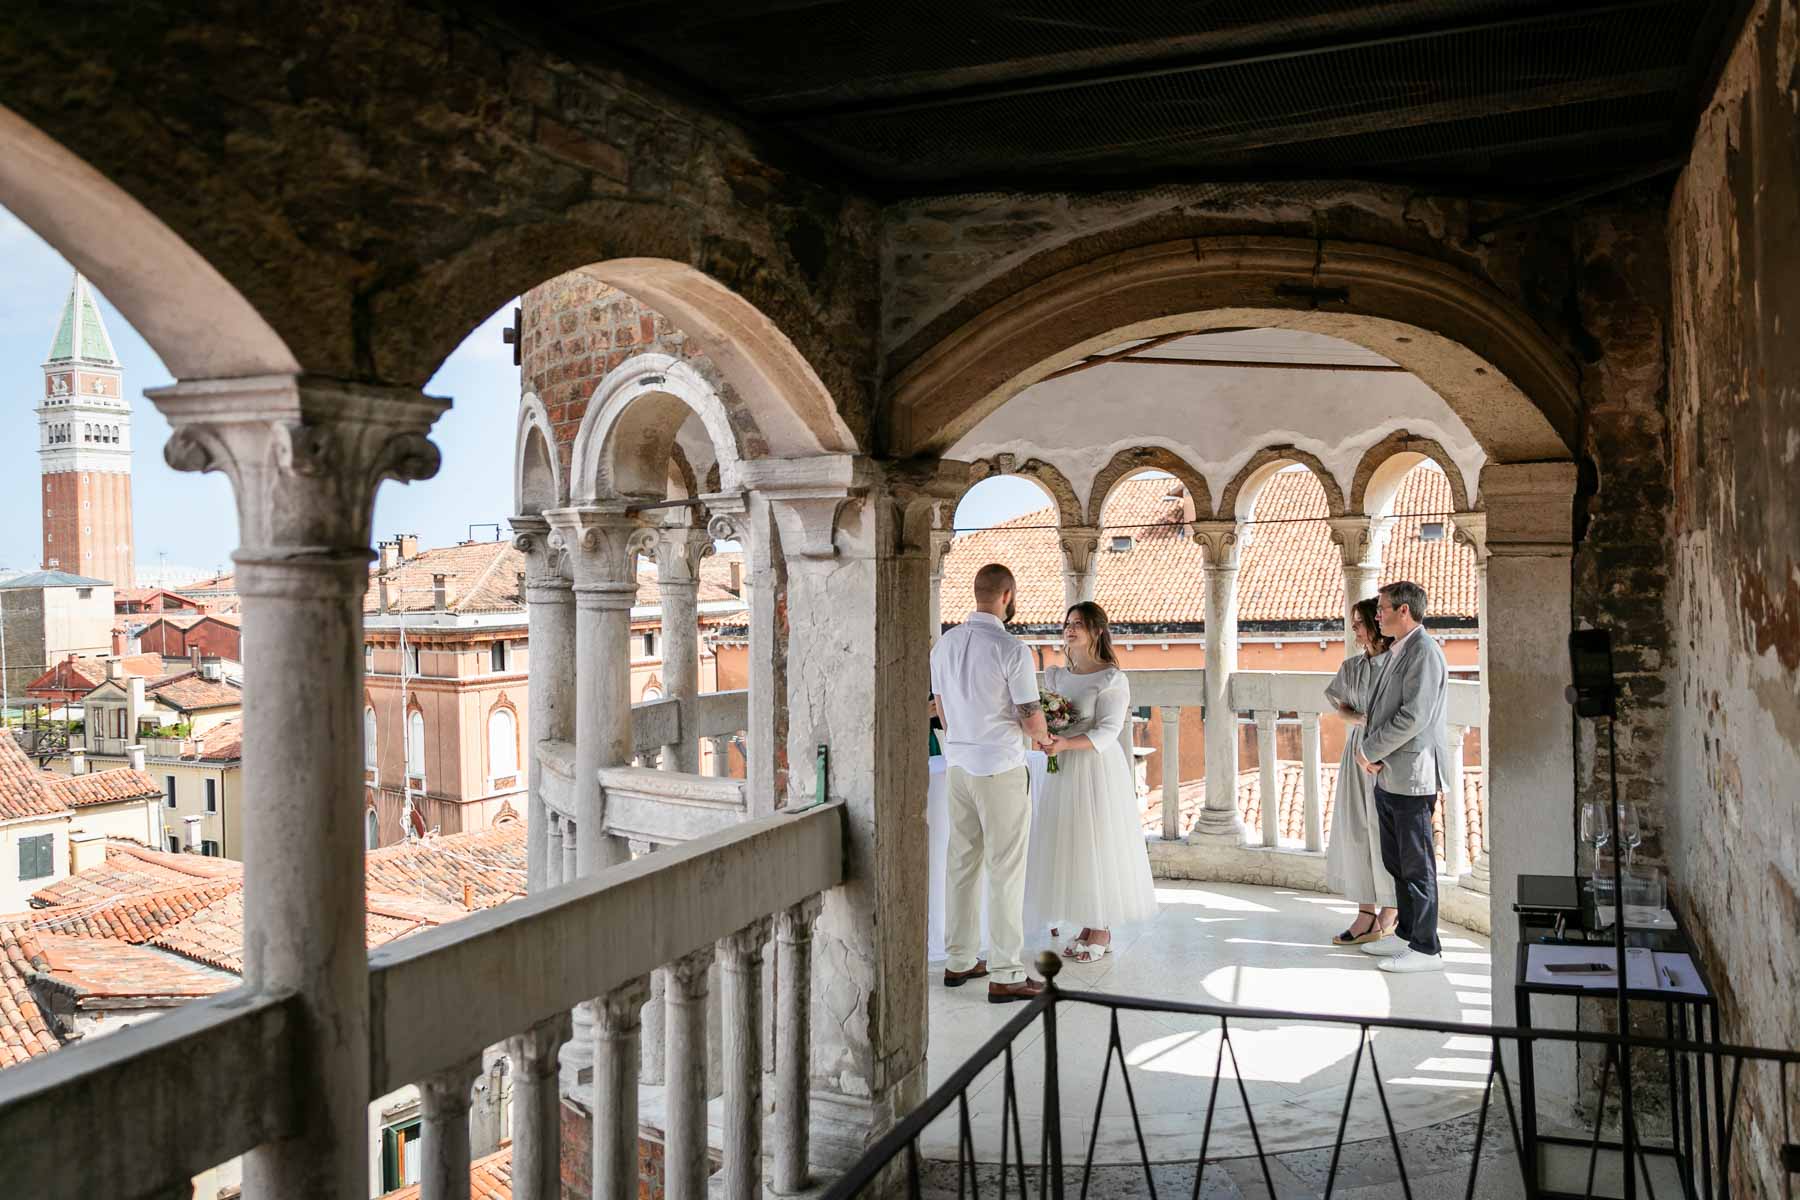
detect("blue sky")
[2,203,1036,580]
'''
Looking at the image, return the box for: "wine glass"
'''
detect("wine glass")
[1580,800,1611,868]
[1615,802,1643,865]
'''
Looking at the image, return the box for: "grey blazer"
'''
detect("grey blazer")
[1360,626,1451,798]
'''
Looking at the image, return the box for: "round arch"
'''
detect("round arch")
[1349,431,1472,515]
[886,237,1578,466]
[1086,446,1213,526]
[514,392,564,515]
[958,455,1084,530]
[570,353,743,503]
[1219,445,1347,520]
[0,105,297,380]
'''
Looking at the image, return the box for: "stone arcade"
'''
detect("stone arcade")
[0,2,1796,1198]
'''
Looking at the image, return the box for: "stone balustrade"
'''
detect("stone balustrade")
[0,802,844,1200]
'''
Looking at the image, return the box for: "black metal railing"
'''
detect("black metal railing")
[826,954,1800,1200]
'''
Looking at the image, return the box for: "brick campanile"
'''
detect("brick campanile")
[38,272,135,587]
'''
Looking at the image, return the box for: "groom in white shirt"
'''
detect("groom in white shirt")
[930,563,1051,1002]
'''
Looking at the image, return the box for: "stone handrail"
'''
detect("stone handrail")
[597,765,748,845]
[694,689,748,738]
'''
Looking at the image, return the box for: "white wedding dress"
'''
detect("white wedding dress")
[1023,665,1160,932]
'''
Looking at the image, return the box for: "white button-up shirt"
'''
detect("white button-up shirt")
[930,612,1041,777]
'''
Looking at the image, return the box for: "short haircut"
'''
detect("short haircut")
[1380,580,1429,622]
[973,563,1016,602]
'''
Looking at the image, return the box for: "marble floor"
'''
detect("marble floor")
[921,881,1496,1165]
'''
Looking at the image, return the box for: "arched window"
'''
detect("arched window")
[365,808,379,850]
[406,710,425,779]
[363,707,378,774]
[487,708,517,781]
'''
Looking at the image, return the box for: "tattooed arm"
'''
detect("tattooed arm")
[1016,699,1049,746]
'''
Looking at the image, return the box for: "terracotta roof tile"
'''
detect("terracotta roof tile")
[0,736,72,821]
[26,653,168,698]
[635,561,743,608]
[189,719,243,761]
[1143,763,1485,864]
[364,822,530,911]
[31,932,236,1003]
[0,924,60,1067]
[146,671,242,711]
[942,468,1475,627]
[30,842,240,908]
[44,768,164,808]
[366,542,525,615]
[380,1145,514,1200]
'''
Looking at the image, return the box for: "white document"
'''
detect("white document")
[1652,952,1708,996]
[1525,944,1660,990]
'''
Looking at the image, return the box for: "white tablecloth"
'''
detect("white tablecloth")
[926,751,1049,961]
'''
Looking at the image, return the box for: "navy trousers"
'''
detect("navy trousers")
[1375,784,1441,955]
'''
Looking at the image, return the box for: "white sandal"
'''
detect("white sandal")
[1067,940,1110,964]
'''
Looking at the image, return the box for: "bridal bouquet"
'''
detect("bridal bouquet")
[1039,690,1076,773]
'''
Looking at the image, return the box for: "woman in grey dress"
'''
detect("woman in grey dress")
[1324,597,1397,945]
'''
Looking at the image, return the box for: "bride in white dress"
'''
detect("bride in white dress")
[1024,601,1159,962]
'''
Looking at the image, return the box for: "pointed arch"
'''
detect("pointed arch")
[1219,445,1347,519]
[1086,447,1213,526]
[1349,431,1472,515]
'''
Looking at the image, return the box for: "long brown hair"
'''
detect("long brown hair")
[1351,597,1393,656]
[1064,601,1120,668]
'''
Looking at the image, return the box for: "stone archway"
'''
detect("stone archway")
[514,393,563,515]
[569,353,745,502]
[1218,444,1347,520]
[1350,431,1472,516]
[885,237,1579,465]
[1086,446,1213,526]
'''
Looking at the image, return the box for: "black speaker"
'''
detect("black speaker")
[1566,628,1617,718]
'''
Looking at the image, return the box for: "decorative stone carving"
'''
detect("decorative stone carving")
[1058,526,1102,578]
[1450,510,1490,560]
[1189,520,1242,570]
[545,506,654,610]
[1325,515,1394,569]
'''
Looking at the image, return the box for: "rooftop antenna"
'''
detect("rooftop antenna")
[468,522,502,543]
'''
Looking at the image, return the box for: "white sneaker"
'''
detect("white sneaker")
[1378,948,1444,974]
[1359,934,1408,957]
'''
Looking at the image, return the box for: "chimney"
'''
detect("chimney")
[183,814,203,851]
[69,831,107,874]
[729,561,742,593]
[379,540,399,570]
[432,574,448,612]
[191,646,203,674]
[112,628,127,655]
[462,881,474,909]
[377,576,391,614]
[69,747,87,775]
[399,534,419,559]
[127,744,146,771]
[126,677,146,740]
[106,658,124,681]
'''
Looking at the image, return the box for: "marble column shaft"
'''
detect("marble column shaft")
[719,918,772,1200]
[664,947,716,1200]
[149,374,448,1199]
[654,521,712,774]
[419,1057,482,1200]
[506,1016,571,1200]
[1192,522,1245,840]
[511,515,575,894]
[773,895,823,1194]
[593,977,650,1200]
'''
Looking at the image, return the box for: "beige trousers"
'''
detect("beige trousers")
[944,764,1032,984]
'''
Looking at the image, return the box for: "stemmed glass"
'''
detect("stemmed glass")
[1580,799,1611,869]
[1615,802,1643,866]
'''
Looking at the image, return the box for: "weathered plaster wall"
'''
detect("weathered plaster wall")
[1668,1,1800,1191]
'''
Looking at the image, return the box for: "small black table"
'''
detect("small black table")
[1512,875,1722,1199]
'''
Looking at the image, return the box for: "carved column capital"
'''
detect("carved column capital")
[702,490,750,545]
[1058,525,1102,578]
[665,945,716,996]
[419,1055,482,1113]
[718,914,773,967]
[1190,520,1243,570]
[651,520,715,586]
[545,505,653,610]
[776,893,825,942]
[595,975,652,1032]
[928,526,956,578]
[507,1013,572,1079]
[1325,515,1394,569]
[1450,511,1490,561]
[510,513,571,596]
[148,374,449,577]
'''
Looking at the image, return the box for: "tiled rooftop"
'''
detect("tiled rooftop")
[31,932,235,1005]
[941,466,1476,628]
[30,883,240,944]
[365,823,530,910]
[366,540,526,615]
[0,925,58,1067]
[0,736,70,821]
[1142,762,1486,864]
[43,768,164,809]
[379,1145,513,1199]
[25,653,166,697]
[187,718,243,761]
[146,671,243,712]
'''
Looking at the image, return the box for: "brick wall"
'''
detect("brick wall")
[559,1099,699,1200]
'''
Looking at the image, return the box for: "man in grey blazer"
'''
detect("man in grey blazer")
[1354,580,1451,973]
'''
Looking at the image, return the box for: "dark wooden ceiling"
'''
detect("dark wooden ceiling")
[491,0,1745,196]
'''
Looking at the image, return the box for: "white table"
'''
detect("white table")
[926,751,1048,961]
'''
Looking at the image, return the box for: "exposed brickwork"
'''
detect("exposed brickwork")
[559,1099,671,1200]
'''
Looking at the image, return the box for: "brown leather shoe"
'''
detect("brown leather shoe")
[987,977,1046,1004]
[943,961,989,988]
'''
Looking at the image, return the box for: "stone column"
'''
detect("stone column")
[927,523,954,645]
[714,494,786,817]
[560,818,577,885]
[1444,724,1470,877]
[592,976,650,1200]
[545,504,648,870]
[1058,524,1101,611]
[545,813,564,887]
[773,894,823,1194]
[707,735,731,777]
[1478,465,1577,1045]
[1254,710,1280,846]
[1191,521,1245,841]
[719,917,772,1200]
[1159,706,1182,840]
[639,967,667,1085]
[1327,515,1392,656]
[749,455,963,1167]
[1300,711,1324,852]
[149,374,448,1199]
[665,946,716,1200]
[1453,511,1493,894]
[653,518,713,774]
[511,515,574,894]
[419,1057,482,1200]
[506,1015,570,1200]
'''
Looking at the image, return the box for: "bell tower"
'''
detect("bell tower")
[38,272,135,586]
